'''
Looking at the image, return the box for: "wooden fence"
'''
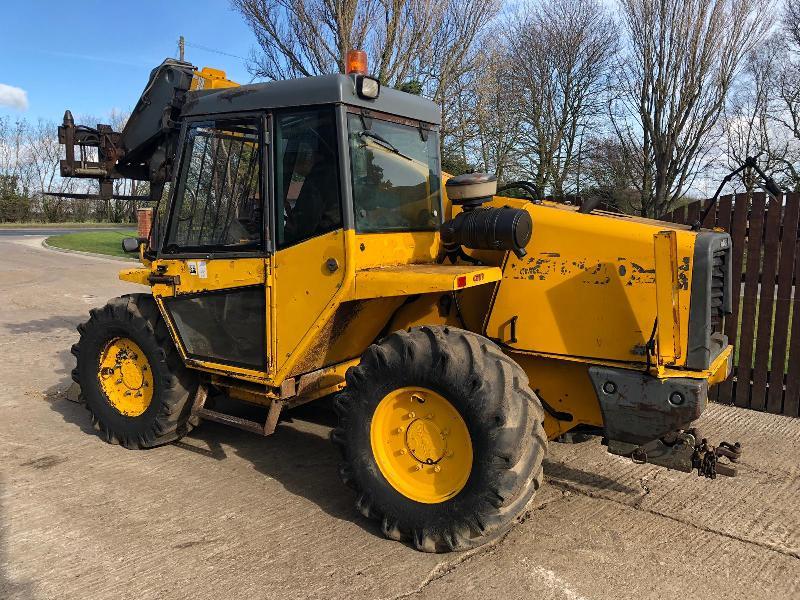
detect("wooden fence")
[663,193,800,417]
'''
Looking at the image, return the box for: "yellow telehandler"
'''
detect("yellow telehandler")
[61,53,738,552]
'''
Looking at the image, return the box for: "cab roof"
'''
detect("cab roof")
[181,73,441,125]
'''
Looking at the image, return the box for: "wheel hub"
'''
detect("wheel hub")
[370,386,473,504]
[97,337,154,417]
[406,418,447,464]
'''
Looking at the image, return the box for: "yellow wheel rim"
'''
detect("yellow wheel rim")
[97,337,154,417]
[370,386,473,504]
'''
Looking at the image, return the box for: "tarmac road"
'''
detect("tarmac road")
[0,235,798,600]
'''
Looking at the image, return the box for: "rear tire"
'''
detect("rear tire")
[332,326,547,552]
[71,294,197,449]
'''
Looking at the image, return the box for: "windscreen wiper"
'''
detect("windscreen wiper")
[359,130,413,161]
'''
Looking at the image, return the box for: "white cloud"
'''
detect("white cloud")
[0,84,29,111]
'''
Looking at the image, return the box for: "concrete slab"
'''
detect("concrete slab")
[1,235,798,600]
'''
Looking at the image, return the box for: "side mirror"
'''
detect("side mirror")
[122,237,147,253]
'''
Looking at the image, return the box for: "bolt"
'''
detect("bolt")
[434,465,441,473]
[603,381,617,394]
[408,412,416,419]
[116,379,122,384]
[669,391,685,406]
[399,448,407,455]
[426,413,433,419]
[446,451,454,458]
[414,464,423,471]
[124,391,131,396]
[395,427,403,434]
[442,428,450,436]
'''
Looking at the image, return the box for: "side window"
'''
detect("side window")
[166,117,262,253]
[274,108,342,248]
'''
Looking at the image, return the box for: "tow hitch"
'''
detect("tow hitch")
[606,429,742,478]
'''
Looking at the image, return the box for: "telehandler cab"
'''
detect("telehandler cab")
[62,54,738,552]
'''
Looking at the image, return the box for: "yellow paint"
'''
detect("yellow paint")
[293,358,361,403]
[150,257,266,296]
[387,293,457,331]
[272,229,349,377]
[118,267,150,286]
[353,264,501,299]
[190,66,239,90]
[370,386,472,503]
[483,197,696,366]
[510,354,604,439]
[355,231,440,267]
[97,337,154,417]
[653,230,682,363]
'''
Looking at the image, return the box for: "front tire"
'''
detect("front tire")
[71,294,197,449]
[332,326,547,552]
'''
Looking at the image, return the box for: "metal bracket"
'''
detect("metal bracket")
[190,383,284,436]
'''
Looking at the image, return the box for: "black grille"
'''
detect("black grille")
[710,247,728,329]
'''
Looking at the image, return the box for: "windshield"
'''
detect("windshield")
[347,114,441,233]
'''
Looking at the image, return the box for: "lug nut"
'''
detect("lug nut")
[399,448,407,455]
[395,427,403,434]
[408,412,416,419]
[414,464,422,471]
[433,465,441,473]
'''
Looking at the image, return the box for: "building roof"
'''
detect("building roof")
[181,74,441,125]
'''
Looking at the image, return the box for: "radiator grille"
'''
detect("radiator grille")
[710,247,728,329]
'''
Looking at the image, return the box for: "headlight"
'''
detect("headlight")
[357,75,380,99]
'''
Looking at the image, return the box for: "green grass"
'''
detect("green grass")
[734,295,794,373]
[0,222,134,229]
[46,229,137,258]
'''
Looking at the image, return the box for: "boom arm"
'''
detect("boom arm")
[58,59,237,201]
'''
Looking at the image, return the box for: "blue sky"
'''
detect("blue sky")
[0,1,257,123]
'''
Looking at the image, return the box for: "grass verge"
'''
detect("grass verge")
[46,229,137,258]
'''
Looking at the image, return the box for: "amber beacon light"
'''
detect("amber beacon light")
[346,49,380,100]
[346,49,368,75]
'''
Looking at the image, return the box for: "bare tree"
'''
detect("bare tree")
[231,0,497,94]
[613,0,770,217]
[786,0,800,47]
[722,37,787,192]
[509,0,617,197]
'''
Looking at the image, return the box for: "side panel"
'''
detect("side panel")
[485,202,697,365]
[272,229,348,374]
[510,354,604,439]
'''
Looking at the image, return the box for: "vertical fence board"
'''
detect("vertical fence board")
[768,195,800,413]
[751,197,782,410]
[735,193,767,408]
[687,201,700,227]
[784,193,800,417]
[701,198,716,228]
[720,194,749,404]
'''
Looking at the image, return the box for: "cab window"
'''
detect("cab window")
[165,117,263,253]
[274,108,342,248]
[347,114,441,233]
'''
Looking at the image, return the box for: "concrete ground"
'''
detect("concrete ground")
[0,234,798,600]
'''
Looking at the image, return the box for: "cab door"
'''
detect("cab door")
[155,113,271,381]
